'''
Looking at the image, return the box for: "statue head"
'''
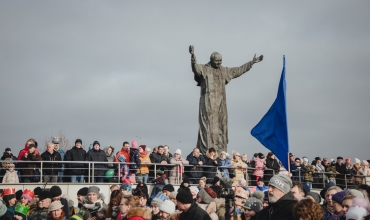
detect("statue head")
[210,52,222,69]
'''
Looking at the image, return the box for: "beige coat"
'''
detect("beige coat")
[169,156,189,184]
[2,169,19,183]
[231,159,247,186]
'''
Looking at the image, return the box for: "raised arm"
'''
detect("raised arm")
[228,54,263,79]
[189,45,203,76]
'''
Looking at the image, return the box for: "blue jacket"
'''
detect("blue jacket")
[219,158,232,178]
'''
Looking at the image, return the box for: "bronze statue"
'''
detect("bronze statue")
[189,45,263,155]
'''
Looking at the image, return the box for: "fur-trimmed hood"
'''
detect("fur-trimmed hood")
[206,151,218,159]
[127,207,152,219]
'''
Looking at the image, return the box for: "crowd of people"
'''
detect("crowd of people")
[0,137,370,220]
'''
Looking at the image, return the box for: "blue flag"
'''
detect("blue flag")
[251,56,289,170]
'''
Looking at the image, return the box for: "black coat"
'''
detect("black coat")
[179,202,212,220]
[1,152,17,160]
[204,157,221,182]
[265,158,280,180]
[65,146,87,175]
[186,153,207,179]
[85,149,108,177]
[255,192,297,220]
[130,148,141,170]
[41,151,62,175]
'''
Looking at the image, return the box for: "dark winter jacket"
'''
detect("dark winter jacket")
[129,148,141,170]
[85,149,108,177]
[65,146,87,175]
[20,153,42,176]
[291,163,306,182]
[265,157,280,181]
[255,192,297,220]
[41,151,62,175]
[186,153,207,179]
[1,152,17,160]
[179,201,212,220]
[204,154,221,183]
[150,153,170,172]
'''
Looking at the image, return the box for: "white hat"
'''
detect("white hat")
[174,149,181,155]
[145,147,151,152]
[159,200,176,215]
[346,206,368,220]
[354,158,361,164]
[189,186,199,195]
[49,200,64,212]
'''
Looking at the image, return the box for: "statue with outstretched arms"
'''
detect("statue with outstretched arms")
[189,45,263,155]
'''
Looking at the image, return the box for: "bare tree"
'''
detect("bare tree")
[43,130,71,152]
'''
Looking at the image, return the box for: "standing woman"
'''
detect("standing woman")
[137,147,152,184]
[252,153,265,186]
[169,149,189,184]
[219,151,231,178]
[105,146,116,169]
[264,152,280,182]
[231,151,248,186]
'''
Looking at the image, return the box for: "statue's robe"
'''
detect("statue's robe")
[191,58,254,154]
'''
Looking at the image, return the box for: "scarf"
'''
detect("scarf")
[139,151,148,158]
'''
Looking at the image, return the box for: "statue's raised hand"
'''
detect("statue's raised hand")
[253,54,263,63]
[189,45,194,55]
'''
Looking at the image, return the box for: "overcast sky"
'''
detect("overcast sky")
[1,1,369,163]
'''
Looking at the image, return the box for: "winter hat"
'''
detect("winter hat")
[302,157,309,163]
[182,176,190,184]
[315,157,321,161]
[50,186,62,198]
[92,141,100,147]
[49,200,64,212]
[34,187,42,196]
[268,174,292,194]
[243,199,262,213]
[302,184,310,196]
[87,186,100,195]
[347,189,365,199]
[346,206,368,220]
[151,198,164,207]
[251,191,264,205]
[145,147,151,152]
[345,198,369,220]
[345,158,352,164]
[52,137,60,144]
[21,189,34,202]
[0,200,8,217]
[75,139,82,145]
[354,158,361,164]
[257,177,264,183]
[213,176,220,185]
[362,160,369,166]
[159,200,176,215]
[77,187,88,196]
[197,188,214,203]
[28,144,36,149]
[176,189,193,204]
[131,140,138,149]
[307,191,321,203]
[39,191,52,201]
[169,191,177,199]
[163,184,174,192]
[15,190,23,201]
[337,156,343,160]
[258,153,264,159]
[174,149,181,155]
[320,182,335,199]
[189,186,199,195]
[332,190,347,204]
[120,183,132,192]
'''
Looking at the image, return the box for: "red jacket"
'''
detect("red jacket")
[18,141,40,160]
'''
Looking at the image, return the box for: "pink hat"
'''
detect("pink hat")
[131,140,138,149]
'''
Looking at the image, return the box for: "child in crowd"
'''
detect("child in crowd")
[2,163,19,183]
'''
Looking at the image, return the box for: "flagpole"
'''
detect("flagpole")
[287,152,290,173]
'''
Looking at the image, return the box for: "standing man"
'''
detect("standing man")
[1,148,17,160]
[186,148,206,184]
[19,144,42,183]
[189,45,263,155]
[52,137,65,182]
[335,156,346,187]
[41,142,62,183]
[85,141,107,183]
[150,145,170,177]
[65,139,86,183]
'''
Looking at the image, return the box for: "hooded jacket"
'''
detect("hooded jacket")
[255,192,297,220]
[17,140,40,160]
